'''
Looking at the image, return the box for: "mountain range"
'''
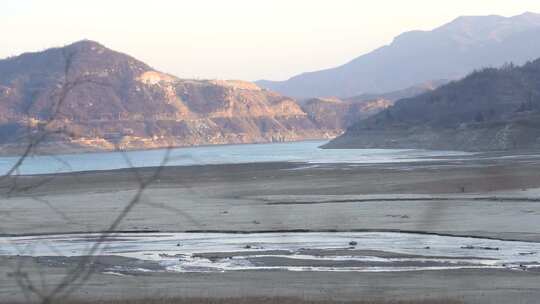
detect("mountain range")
[3,12,540,153]
[257,12,540,98]
[325,58,540,151]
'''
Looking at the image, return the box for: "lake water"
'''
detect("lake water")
[0,140,470,175]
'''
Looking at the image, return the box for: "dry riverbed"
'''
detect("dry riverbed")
[1,155,540,303]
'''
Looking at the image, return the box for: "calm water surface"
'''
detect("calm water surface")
[0,140,470,175]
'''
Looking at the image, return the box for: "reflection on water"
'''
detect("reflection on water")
[0,141,471,175]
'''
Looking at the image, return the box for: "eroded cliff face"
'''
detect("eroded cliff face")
[0,40,356,154]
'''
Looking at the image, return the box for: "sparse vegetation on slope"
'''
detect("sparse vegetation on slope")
[326,58,540,151]
[0,41,336,153]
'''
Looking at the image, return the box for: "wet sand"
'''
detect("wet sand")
[2,156,540,302]
[2,256,540,304]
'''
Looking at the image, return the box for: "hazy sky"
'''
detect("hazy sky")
[2,0,540,81]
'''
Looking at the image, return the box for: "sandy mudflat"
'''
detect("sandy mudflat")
[2,155,540,303]
[1,256,540,304]
[2,158,540,240]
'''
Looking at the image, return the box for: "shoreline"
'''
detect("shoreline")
[3,228,540,243]
[0,139,332,158]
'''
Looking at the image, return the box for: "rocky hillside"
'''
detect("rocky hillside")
[0,40,395,154]
[325,58,540,151]
[299,82,442,131]
[301,98,391,131]
[0,40,326,152]
[257,12,540,98]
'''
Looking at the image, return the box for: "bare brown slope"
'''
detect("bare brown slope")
[301,98,393,131]
[0,40,338,153]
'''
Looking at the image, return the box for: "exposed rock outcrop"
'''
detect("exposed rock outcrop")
[0,40,397,154]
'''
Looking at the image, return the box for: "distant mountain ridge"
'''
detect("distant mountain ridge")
[343,79,448,104]
[257,12,540,98]
[324,58,540,151]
